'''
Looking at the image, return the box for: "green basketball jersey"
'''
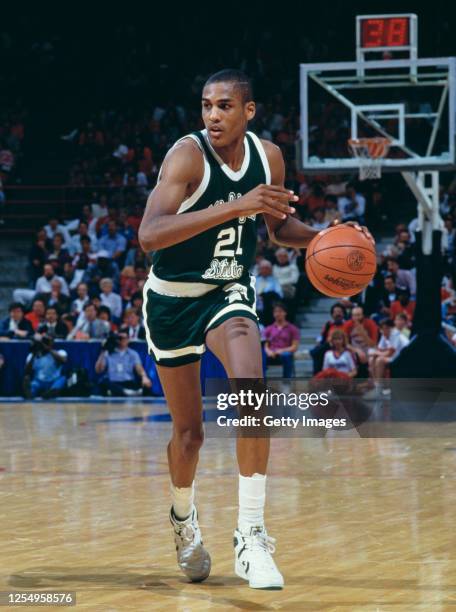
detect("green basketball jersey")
[151,129,271,285]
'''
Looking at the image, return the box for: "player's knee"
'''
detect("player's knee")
[175,427,204,458]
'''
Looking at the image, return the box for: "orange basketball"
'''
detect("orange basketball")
[305,225,376,298]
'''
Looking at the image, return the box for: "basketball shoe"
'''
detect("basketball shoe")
[169,505,211,582]
[234,526,284,589]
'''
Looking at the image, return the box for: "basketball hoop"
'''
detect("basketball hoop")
[348,137,391,180]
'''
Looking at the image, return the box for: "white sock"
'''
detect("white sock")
[238,473,266,533]
[170,481,194,520]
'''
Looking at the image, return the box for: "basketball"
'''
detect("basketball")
[305,225,376,297]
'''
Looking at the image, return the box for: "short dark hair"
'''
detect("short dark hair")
[330,302,346,316]
[380,318,394,327]
[9,302,24,312]
[204,69,253,103]
[45,306,58,313]
[273,302,288,314]
[98,305,112,320]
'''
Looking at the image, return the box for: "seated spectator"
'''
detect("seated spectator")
[0,302,34,340]
[97,220,127,262]
[120,264,147,301]
[25,298,46,331]
[13,263,70,307]
[67,302,110,340]
[337,184,366,224]
[95,330,151,396]
[395,230,416,270]
[373,275,400,321]
[394,313,411,339]
[71,282,90,319]
[117,208,136,243]
[62,259,85,294]
[28,229,52,284]
[264,303,300,378]
[72,236,98,267]
[385,257,416,296]
[47,233,71,275]
[390,293,416,323]
[98,305,117,332]
[37,306,68,339]
[44,217,71,247]
[122,307,146,340]
[300,182,325,215]
[310,302,347,374]
[126,290,144,311]
[343,306,378,376]
[255,259,283,325]
[343,306,378,346]
[368,318,409,395]
[324,195,342,225]
[61,313,77,338]
[309,207,330,231]
[95,204,118,234]
[83,251,120,296]
[322,330,357,377]
[272,249,299,300]
[99,277,122,321]
[126,203,143,236]
[41,279,70,315]
[68,221,98,255]
[23,334,67,399]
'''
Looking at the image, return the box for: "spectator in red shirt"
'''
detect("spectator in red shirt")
[310,302,347,374]
[264,303,300,378]
[343,306,378,377]
[343,306,378,345]
[25,298,46,331]
[390,293,415,323]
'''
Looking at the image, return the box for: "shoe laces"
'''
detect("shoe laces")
[248,529,276,556]
[175,521,198,547]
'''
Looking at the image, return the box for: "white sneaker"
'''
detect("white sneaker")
[362,386,381,401]
[234,526,284,589]
[170,506,211,582]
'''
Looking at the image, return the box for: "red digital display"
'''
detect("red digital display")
[361,17,410,48]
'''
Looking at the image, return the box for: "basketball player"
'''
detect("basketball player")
[139,69,372,589]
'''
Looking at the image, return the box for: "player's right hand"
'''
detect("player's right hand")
[235,184,298,220]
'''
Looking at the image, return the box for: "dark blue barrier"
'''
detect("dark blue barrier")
[0,340,228,397]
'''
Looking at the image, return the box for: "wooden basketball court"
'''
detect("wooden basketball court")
[1,401,455,611]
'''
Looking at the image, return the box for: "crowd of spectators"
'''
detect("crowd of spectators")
[309,218,456,394]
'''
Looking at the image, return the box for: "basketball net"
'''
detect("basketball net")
[348,137,391,180]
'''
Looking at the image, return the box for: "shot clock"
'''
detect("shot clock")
[356,14,418,72]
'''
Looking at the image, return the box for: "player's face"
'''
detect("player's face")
[202,82,255,147]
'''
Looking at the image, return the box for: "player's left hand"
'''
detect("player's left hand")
[330,219,375,245]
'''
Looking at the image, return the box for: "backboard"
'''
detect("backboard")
[299,14,456,174]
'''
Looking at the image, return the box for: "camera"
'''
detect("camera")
[31,334,52,354]
[103,332,121,354]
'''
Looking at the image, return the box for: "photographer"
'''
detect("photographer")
[23,334,68,399]
[95,330,151,396]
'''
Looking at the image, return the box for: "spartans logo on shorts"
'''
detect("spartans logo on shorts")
[346,250,365,272]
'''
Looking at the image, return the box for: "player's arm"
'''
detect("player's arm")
[138,139,296,252]
[262,141,319,248]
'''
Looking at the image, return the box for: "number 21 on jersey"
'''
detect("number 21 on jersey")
[214,225,243,257]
